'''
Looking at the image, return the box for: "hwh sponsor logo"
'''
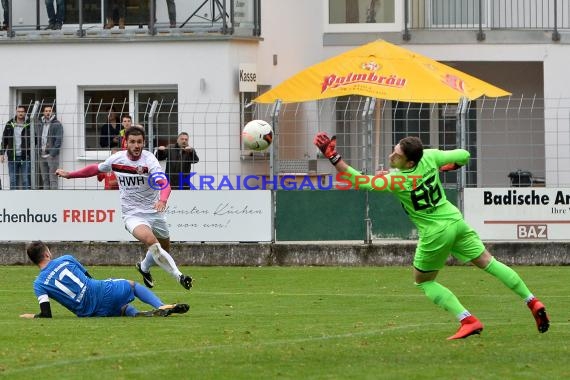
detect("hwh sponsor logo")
[119,176,145,187]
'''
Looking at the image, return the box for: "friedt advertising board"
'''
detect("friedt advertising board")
[0,190,272,242]
[464,188,570,240]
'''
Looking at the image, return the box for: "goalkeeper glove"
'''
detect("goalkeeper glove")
[314,132,342,165]
[439,163,462,172]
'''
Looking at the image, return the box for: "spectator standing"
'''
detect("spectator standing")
[139,0,176,28]
[99,107,121,149]
[104,0,126,29]
[0,105,31,189]
[155,132,199,190]
[1,0,8,30]
[119,114,133,150]
[38,105,63,190]
[44,0,65,30]
[166,0,176,28]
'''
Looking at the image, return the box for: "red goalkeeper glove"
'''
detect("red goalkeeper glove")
[314,132,342,165]
[439,163,462,172]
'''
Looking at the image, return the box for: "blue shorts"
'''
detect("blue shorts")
[93,279,135,317]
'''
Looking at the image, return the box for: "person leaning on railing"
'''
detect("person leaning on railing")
[44,0,65,30]
[165,0,176,28]
[105,0,126,29]
[1,0,8,30]
[155,132,199,190]
[119,114,132,150]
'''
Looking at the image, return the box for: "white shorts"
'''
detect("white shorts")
[123,212,170,240]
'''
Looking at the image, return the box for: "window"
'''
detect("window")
[241,85,271,126]
[65,0,102,24]
[392,102,431,145]
[329,0,395,24]
[438,105,477,187]
[82,88,178,151]
[391,101,478,187]
[136,91,178,149]
[17,89,57,116]
[64,0,150,26]
[84,90,129,151]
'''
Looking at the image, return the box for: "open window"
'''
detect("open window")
[18,88,57,115]
[64,0,150,27]
[326,0,401,32]
[136,91,178,149]
[82,87,178,153]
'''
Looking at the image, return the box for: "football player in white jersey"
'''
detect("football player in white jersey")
[56,126,192,290]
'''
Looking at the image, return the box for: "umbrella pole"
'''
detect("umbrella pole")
[270,100,282,243]
[362,97,376,244]
[456,97,469,214]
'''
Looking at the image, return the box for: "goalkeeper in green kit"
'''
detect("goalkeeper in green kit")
[314,132,550,340]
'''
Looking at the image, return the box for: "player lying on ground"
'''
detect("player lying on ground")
[55,126,192,291]
[20,241,189,318]
[314,132,550,340]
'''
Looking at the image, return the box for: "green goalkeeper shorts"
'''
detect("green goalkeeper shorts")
[413,219,485,272]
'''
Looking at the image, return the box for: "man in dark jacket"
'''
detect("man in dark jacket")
[0,105,31,189]
[155,132,199,190]
[99,106,121,149]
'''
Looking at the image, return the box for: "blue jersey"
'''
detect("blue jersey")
[33,255,133,317]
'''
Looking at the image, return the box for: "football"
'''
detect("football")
[242,120,273,151]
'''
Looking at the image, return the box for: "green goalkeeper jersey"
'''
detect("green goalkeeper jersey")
[344,149,470,237]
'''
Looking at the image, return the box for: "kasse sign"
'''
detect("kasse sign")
[239,63,257,92]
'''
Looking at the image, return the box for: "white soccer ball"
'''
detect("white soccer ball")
[242,120,273,151]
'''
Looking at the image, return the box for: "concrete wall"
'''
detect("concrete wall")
[3,241,570,266]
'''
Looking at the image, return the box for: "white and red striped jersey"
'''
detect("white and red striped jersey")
[99,150,163,215]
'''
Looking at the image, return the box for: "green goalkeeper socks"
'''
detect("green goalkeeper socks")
[416,280,467,317]
[483,257,532,299]
[415,258,533,321]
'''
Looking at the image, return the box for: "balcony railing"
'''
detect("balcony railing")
[404,0,567,41]
[0,0,261,39]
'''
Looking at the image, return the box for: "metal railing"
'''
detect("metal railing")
[404,0,567,41]
[2,97,570,191]
[0,0,261,38]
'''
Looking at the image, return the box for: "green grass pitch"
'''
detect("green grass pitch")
[1,265,569,379]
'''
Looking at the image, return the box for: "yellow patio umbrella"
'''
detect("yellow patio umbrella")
[253,40,510,104]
